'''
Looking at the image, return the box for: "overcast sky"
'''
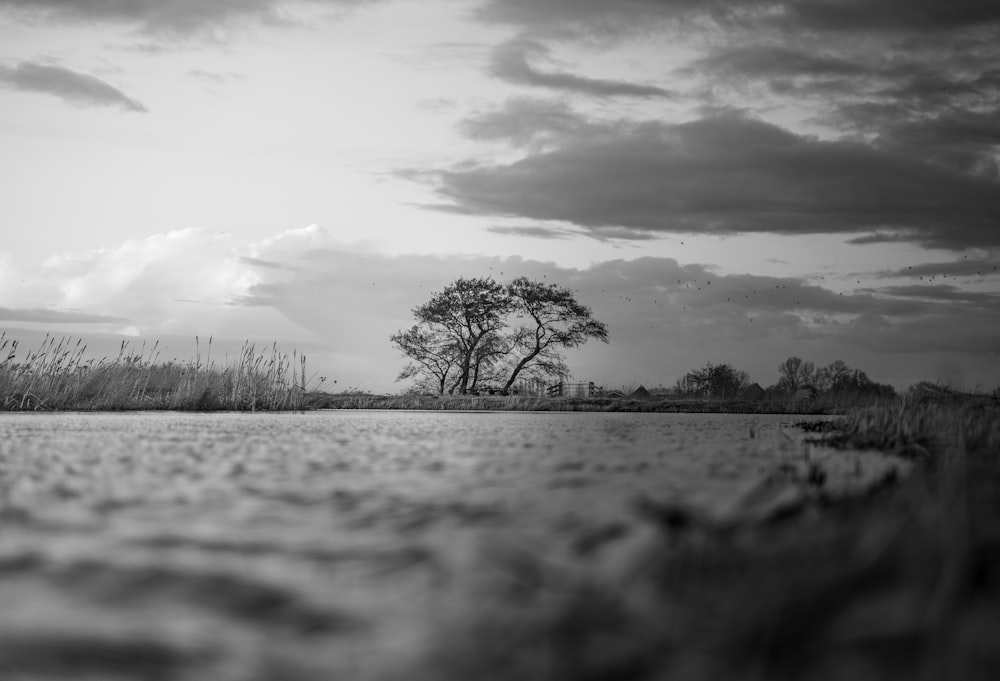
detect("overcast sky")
[2,0,998,392]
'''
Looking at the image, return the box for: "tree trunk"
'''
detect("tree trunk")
[457,360,470,394]
[503,349,540,393]
[470,360,481,393]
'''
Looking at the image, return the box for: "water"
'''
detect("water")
[0,411,907,680]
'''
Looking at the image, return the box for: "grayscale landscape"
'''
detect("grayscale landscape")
[1,0,999,679]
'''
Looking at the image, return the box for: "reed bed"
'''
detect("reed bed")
[830,388,1000,463]
[0,333,307,411]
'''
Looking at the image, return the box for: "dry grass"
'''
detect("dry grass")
[0,333,308,411]
[417,394,1000,681]
[306,391,893,415]
[830,387,1000,464]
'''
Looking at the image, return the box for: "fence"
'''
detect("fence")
[545,382,600,398]
[509,377,548,396]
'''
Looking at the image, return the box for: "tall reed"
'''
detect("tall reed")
[0,332,308,411]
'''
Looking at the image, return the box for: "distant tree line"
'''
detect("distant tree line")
[672,356,895,400]
[775,356,896,398]
[391,276,608,395]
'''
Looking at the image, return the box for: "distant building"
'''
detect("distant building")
[739,383,765,401]
[630,385,652,400]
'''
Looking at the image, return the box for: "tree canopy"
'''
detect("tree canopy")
[775,356,895,398]
[674,362,750,399]
[391,276,608,395]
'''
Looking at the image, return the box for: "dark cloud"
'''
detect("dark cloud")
[879,285,1000,306]
[877,259,1000,278]
[758,59,999,177]
[459,96,600,148]
[777,0,1000,34]
[689,45,1000,135]
[0,61,146,111]
[675,12,1000,182]
[474,0,723,40]
[486,225,572,240]
[686,45,869,81]
[0,0,378,36]
[422,107,1000,250]
[475,0,1000,37]
[0,307,130,324]
[845,231,919,245]
[584,227,662,242]
[476,0,1000,211]
[869,109,1000,179]
[488,39,673,99]
[485,224,659,242]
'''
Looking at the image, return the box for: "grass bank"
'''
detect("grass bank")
[1,333,307,411]
[305,391,878,415]
[420,390,1000,680]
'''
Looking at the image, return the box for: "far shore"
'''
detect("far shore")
[303,391,887,415]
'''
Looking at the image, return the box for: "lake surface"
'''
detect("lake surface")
[0,411,907,680]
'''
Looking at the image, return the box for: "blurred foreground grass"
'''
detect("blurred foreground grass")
[419,390,1000,681]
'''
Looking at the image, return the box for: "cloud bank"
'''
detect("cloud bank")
[0,61,146,111]
[424,105,1000,249]
[0,0,382,36]
[449,0,1000,254]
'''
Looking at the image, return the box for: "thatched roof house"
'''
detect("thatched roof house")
[739,382,765,401]
[630,385,652,400]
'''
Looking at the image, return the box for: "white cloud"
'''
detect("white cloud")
[5,228,259,337]
[46,228,254,315]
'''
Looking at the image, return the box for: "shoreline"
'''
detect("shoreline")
[303,392,865,415]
